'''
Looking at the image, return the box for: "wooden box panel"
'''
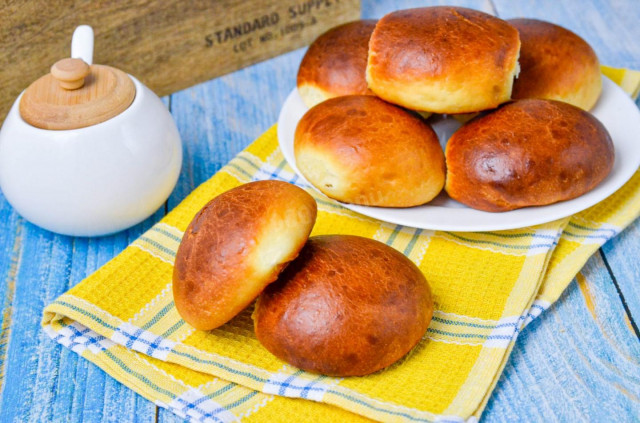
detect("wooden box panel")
[0,0,361,121]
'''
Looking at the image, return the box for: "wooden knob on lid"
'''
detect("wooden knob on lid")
[19,25,135,130]
[51,58,91,90]
[20,63,135,130]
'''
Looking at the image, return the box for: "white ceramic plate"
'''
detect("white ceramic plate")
[277,77,640,231]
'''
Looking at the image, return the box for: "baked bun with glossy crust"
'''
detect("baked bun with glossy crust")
[173,181,317,330]
[445,99,614,212]
[294,95,445,207]
[297,20,377,108]
[510,18,602,110]
[254,235,433,376]
[366,7,521,114]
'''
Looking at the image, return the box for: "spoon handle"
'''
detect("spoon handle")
[71,25,94,65]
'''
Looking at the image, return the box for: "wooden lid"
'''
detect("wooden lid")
[19,59,135,130]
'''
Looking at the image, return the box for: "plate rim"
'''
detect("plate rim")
[277,77,640,231]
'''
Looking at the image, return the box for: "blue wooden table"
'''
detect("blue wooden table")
[1,1,639,421]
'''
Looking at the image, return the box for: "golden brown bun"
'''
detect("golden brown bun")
[297,20,377,108]
[366,7,521,114]
[510,19,602,110]
[294,95,445,207]
[254,235,433,376]
[173,181,317,330]
[445,99,614,212]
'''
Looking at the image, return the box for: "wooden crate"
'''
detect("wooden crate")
[0,0,360,121]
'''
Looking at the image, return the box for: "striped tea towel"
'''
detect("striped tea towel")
[42,67,640,423]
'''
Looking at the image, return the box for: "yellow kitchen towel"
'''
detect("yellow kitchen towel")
[42,68,640,423]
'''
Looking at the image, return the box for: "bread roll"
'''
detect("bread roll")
[366,7,521,114]
[254,235,433,376]
[297,20,377,108]
[445,99,614,212]
[294,95,445,207]
[510,19,602,110]
[173,181,317,330]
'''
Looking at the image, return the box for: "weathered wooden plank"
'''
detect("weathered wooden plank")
[601,218,640,328]
[0,214,163,422]
[1,226,74,422]
[484,252,640,421]
[0,206,23,399]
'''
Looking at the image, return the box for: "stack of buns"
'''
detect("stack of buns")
[294,7,613,212]
[173,180,434,376]
[173,6,615,379]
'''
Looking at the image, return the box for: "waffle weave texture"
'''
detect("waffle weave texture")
[42,67,640,422]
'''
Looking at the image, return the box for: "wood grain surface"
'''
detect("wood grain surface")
[19,64,135,129]
[0,0,360,121]
[0,1,639,422]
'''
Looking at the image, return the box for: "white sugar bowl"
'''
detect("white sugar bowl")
[0,26,182,236]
